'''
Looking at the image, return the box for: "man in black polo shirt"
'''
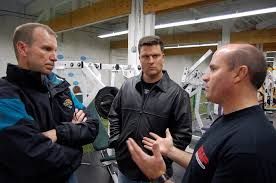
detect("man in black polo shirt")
[127,44,276,183]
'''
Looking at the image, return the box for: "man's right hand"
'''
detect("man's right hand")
[42,129,57,143]
[127,138,166,180]
[72,108,87,124]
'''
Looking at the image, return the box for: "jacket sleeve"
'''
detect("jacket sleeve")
[170,88,192,150]
[0,96,81,180]
[108,87,122,148]
[55,117,99,147]
[55,92,99,147]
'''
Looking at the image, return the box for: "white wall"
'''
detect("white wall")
[57,30,110,63]
[0,16,28,77]
[55,30,111,86]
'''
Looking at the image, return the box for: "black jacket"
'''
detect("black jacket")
[0,64,99,183]
[109,71,192,181]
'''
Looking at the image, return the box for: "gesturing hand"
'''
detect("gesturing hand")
[142,128,174,156]
[127,138,166,180]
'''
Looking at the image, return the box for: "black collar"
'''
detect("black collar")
[6,63,48,92]
[135,70,170,93]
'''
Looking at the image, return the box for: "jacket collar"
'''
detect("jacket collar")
[135,70,170,93]
[6,63,48,92]
[5,64,69,92]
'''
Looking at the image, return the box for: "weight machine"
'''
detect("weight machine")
[182,50,214,134]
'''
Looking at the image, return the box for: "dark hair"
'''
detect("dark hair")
[223,44,267,89]
[138,35,164,53]
[13,23,56,59]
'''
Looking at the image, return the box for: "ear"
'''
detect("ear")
[162,53,165,64]
[233,65,249,84]
[16,41,28,57]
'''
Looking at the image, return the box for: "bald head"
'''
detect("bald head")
[216,44,267,89]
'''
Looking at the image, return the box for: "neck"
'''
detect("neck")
[142,72,163,83]
[222,86,258,115]
[18,59,29,70]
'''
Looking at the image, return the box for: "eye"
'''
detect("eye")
[209,66,216,72]
[141,55,149,60]
[42,46,52,51]
[152,55,158,59]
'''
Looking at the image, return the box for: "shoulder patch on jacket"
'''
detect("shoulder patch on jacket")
[63,98,73,109]
[0,98,33,131]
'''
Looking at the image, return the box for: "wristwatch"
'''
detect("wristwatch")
[157,173,170,183]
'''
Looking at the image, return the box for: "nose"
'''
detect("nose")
[50,52,57,62]
[148,56,155,63]
[202,73,209,82]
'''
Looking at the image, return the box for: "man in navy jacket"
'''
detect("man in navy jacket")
[0,23,99,183]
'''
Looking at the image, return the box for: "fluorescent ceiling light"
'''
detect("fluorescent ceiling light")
[98,30,128,38]
[165,43,218,49]
[155,7,276,29]
[98,6,276,38]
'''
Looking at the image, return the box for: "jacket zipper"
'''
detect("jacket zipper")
[135,83,156,138]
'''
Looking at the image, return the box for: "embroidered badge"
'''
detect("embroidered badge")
[195,145,209,169]
[63,98,73,109]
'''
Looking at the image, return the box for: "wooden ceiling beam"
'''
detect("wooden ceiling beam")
[162,30,221,44]
[111,28,276,50]
[231,28,276,44]
[144,0,223,14]
[45,0,131,32]
[110,30,221,49]
[45,0,225,32]
[263,43,276,52]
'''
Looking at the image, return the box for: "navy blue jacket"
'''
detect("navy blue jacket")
[0,64,98,183]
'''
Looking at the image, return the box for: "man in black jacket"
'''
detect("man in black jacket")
[108,35,192,182]
[0,23,99,183]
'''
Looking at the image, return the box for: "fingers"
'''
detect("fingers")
[127,138,147,163]
[127,138,145,156]
[144,145,153,151]
[143,137,155,145]
[149,132,161,140]
[78,112,86,122]
[73,109,86,122]
[166,128,172,138]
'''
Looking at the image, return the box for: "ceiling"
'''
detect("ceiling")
[1,0,276,42]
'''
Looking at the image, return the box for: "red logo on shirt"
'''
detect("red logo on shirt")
[195,145,209,169]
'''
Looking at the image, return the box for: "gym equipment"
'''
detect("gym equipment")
[181,50,214,134]
[95,86,119,119]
